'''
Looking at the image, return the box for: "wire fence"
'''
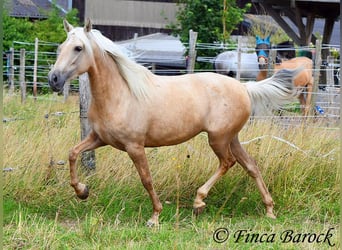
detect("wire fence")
[3,37,340,121]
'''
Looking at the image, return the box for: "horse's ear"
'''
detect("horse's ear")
[63,19,74,33]
[84,18,92,33]
[256,35,261,43]
[265,35,271,44]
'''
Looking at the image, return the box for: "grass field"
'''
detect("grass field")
[3,93,340,249]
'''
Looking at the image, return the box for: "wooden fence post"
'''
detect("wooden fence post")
[326,55,335,112]
[79,73,96,170]
[268,49,277,78]
[326,56,334,87]
[20,49,26,103]
[63,81,70,102]
[236,36,242,81]
[9,48,14,95]
[311,39,322,113]
[187,30,198,73]
[33,37,38,101]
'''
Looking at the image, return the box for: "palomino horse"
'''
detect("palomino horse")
[49,20,301,227]
[255,36,314,116]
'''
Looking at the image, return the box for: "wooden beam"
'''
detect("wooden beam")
[322,17,335,44]
[261,3,302,45]
[294,7,306,44]
[282,8,317,45]
[305,13,316,45]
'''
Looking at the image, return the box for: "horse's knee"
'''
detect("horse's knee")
[69,148,78,162]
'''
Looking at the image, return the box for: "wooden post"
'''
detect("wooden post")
[20,49,26,103]
[79,73,95,170]
[326,56,334,87]
[236,36,242,81]
[9,48,14,95]
[187,30,198,74]
[326,56,334,111]
[267,49,277,78]
[63,81,70,102]
[33,37,38,101]
[311,39,322,112]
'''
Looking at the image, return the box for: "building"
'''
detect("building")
[5,0,71,19]
[73,0,178,41]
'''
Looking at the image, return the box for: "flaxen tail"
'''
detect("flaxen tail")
[245,67,303,115]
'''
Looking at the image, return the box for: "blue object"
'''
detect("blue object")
[315,105,324,114]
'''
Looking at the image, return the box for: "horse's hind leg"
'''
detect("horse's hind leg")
[193,134,236,215]
[69,130,105,199]
[230,136,276,218]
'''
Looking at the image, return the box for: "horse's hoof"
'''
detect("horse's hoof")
[266,212,276,219]
[193,205,206,216]
[146,220,155,227]
[76,185,89,200]
[146,219,158,228]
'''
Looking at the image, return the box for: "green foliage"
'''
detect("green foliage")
[3,12,35,51]
[33,5,79,46]
[170,0,251,44]
[168,0,250,69]
[3,3,80,93]
[3,3,80,51]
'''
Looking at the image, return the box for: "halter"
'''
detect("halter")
[257,49,269,59]
[255,36,271,70]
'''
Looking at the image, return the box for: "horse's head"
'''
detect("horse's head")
[48,19,94,92]
[255,35,271,70]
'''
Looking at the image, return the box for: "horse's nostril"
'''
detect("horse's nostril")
[53,74,58,83]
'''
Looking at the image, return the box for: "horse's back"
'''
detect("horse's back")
[274,57,313,87]
[277,57,312,68]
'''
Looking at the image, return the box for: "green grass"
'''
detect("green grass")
[3,93,340,249]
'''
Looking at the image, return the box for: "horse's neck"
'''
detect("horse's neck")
[256,70,268,81]
[87,52,131,106]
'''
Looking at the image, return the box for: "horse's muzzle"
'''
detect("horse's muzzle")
[48,70,67,92]
[257,56,268,70]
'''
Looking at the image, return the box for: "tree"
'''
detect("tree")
[168,0,250,69]
[3,12,35,51]
[3,3,79,51]
[3,3,80,92]
[170,0,251,44]
[33,5,79,46]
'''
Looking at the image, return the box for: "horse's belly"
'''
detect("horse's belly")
[144,108,205,147]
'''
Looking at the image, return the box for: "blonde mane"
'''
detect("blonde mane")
[70,27,153,101]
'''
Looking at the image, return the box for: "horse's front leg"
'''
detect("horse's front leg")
[69,130,105,199]
[126,143,162,227]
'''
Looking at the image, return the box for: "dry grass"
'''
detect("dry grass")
[3,93,340,249]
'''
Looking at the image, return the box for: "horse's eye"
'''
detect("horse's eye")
[75,46,83,52]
